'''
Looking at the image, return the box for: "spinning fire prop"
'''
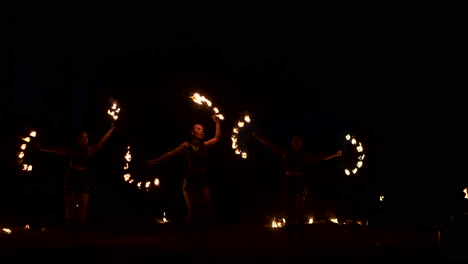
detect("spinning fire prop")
[122,145,160,191]
[231,113,252,159]
[189,92,224,120]
[17,130,37,172]
[343,134,365,176]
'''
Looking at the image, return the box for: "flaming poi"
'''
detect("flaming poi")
[107,99,121,121]
[343,133,365,176]
[231,113,252,159]
[122,145,160,191]
[18,129,37,172]
[189,92,224,120]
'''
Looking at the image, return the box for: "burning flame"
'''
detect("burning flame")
[124,174,131,182]
[29,131,36,137]
[154,178,160,186]
[379,195,384,202]
[271,217,286,228]
[2,228,12,234]
[464,188,467,199]
[189,93,224,120]
[22,137,30,142]
[107,100,120,120]
[308,217,314,224]
[20,144,27,150]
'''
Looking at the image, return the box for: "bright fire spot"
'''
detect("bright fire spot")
[145,181,151,189]
[154,178,160,186]
[345,134,351,140]
[351,138,357,145]
[22,137,31,142]
[244,115,251,123]
[163,212,168,223]
[345,169,351,176]
[356,143,363,152]
[379,195,384,202]
[308,217,314,224]
[27,165,32,171]
[235,149,241,155]
[124,173,131,181]
[22,164,28,171]
[24,224,30,229]
[30,131,36,137]
[21,144,27,150]
[137,182,142,189]
[330,218,339,224]
[241,152,247,159]
[238,121,244,127]
[271,217,286,228]
[18,152,24,159]
[464,188,468,199]
[357,161,363,168]
[2,228,12,234]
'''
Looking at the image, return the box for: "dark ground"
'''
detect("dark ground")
[1,216,468,263]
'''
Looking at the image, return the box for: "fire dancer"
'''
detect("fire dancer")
[147,115,221,239]
[253,132,342,239]
[37,123,116,229]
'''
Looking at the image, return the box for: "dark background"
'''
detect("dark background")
[1,3,465,229]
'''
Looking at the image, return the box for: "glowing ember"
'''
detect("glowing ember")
[2,228,12,234]
[330,218,339,224]
[308,217,314,224]
[22,137,30,142]
[464,188,468,199]
[154,178,160,186]
[18,151,24,159]
[24,224,30,229]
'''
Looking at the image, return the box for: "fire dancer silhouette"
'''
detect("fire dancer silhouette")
[253,132,342,239]
[148,115,221,240]
[37,123,116,229]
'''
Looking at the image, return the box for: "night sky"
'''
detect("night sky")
[1,3,465,228]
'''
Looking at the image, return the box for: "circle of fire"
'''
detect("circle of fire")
[343,134,365,176]
[122,145,160,191]
[231,113,252,159]
[189,92,224,120]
